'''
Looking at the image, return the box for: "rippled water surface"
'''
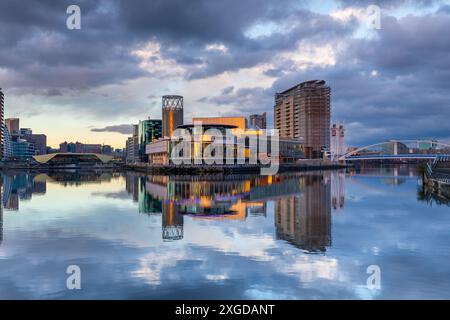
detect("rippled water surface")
[0,166,449,299]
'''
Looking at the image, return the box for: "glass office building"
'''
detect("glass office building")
[138,119,162,162]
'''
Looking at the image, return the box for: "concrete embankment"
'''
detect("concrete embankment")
[125,161,348,175]
[423,156,450,199]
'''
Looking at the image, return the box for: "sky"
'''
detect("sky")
[0,0,449,149]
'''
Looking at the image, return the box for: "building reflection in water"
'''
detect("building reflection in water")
[353,164,417,186]
[2,173,47,211]
[0,179,3,245]
[274,174,332,252]
[331,171,345,211]
[162,202,183,241]
[0,170,346,252]
[126,172,342,252]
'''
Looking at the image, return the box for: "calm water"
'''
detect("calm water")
[0,166,449,299]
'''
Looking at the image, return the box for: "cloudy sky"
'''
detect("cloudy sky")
[0,0,449,149]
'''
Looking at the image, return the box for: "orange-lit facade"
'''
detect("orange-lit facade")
[162,95,184,138]
[192,116,247,130]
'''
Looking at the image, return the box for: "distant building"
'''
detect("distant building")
[101,145,113,154]
[162,95,184,138]
[417,140,438,150]
[5,118,19,136]
[22,133,47,155]
[192,116,247,130]
[80,143,102,154]
[138,119,162,162]
[59,141,101,154]
[330,123,345,159]
[59,142,75,153]
[275,80,331,158]
[124,124,140,163]
[381,141,409,155]
[46,146,59,154]
[249,112,266,129]
[19,128,32,136]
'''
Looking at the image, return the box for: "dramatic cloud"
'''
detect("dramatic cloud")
[91,124,132,135]
[0,0,449,147]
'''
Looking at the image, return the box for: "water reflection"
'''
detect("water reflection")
[2,173,46,210]
[275,175,331,252]
[1,166,450,299]
[121,172,343,252]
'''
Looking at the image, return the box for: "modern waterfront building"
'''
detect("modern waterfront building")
[0,89,4,158]
[162,95,184,138]
[275,80,331,158]
[3,128,12,159]
[192,116,247,130]
[146,137,171,165]
[278,138,305,163]
[138,119,162,162]
[249,112,267,129]
[169,124,239,164]
[11,139,35,160]
[146,124,304,165]
[33,153,113,165]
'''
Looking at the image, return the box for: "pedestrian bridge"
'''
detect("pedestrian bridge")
[339,140,450,161]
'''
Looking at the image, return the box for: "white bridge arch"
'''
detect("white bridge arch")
[339,140,450,161]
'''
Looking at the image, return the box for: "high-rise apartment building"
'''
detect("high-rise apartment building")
[249,112,266,129]
[0,89,4,158]
[162,95,183,138]
[274,80,331,158]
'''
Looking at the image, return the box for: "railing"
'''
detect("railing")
[426,163,433,178]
